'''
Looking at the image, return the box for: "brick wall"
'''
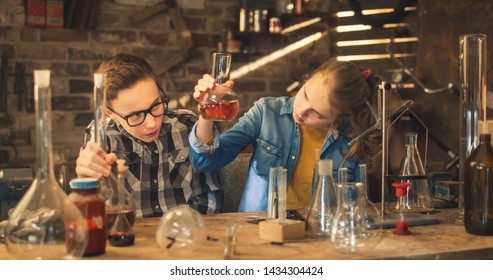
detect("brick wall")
[0,0,331,177]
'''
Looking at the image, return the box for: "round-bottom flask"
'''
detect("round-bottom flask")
[156,206,205,254]
[199,52,239,121]
[104,173,137,231]
[5,70,88,259]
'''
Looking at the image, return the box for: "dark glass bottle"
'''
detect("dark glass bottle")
[464,133,493,235]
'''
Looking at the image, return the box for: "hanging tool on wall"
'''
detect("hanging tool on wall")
[14,63,27,112]
[0,52,7,113]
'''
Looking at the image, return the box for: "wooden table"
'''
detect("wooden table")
[1,209,493,260]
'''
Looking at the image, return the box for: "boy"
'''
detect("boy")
[76,53,222,217]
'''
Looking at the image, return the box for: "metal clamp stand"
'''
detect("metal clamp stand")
[351,82,439,228]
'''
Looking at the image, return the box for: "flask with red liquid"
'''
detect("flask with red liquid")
[199,52,239,121]
[69,178,106,256]
[108,159,135,246]
[93,73,137,230]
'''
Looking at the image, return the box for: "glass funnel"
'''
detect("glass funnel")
[93,73,137,229]
[199,52,239,121]
[305,159,337,238]
[5,70,88,259]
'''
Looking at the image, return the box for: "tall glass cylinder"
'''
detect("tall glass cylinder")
[93,73,136,229]
[94,73,113,200]
[5,70,88,259]
[458,34,487,223]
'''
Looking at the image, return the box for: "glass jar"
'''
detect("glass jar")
[69,178,106,255]
[464,133,493,235]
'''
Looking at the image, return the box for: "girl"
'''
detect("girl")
[189,58,381,212]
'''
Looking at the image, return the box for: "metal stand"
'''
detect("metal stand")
[351,82,439,228]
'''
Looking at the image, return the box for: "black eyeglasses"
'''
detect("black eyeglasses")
[108,85,169,127]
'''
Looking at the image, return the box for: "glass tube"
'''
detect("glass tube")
[93,73,137,229]
[457,34,487,224]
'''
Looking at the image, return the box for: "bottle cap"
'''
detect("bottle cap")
[70,178,98,189]
[318,159,333,176]
[480,134,491,142]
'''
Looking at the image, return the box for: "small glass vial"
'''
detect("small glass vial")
[69,178,106,256]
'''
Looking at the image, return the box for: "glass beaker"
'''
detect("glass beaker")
[5,70,88,259]
[392,133,434,213]
[330,182,372,252]
[93,73,137,229]
[199,52,239,121]
[305,159,337,238]
[107,159,135,246]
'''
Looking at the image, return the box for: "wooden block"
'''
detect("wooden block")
[258,219,305,242]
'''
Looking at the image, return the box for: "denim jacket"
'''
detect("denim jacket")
[189,96,360,212]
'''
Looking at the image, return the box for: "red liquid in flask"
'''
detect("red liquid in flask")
[106,208,136,229]
[108,232,135,246]
[200,100,239,121]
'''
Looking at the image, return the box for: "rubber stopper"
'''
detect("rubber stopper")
[392,182,411,197]
[393,220,412,235]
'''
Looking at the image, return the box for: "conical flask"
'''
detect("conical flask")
[108,159,135,246]
[93,73,136,229]
[464,134,493,235]
[199,52,239,121]
[305,159,337,238]
[5,70,88,259]
[393,133,434,213]
[330,182,371,252]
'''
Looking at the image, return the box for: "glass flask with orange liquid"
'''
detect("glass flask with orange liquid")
[199,52,239,121]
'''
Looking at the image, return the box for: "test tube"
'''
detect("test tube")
[277,168,287,224]
[267,167,279,220]
[338,167,348,183]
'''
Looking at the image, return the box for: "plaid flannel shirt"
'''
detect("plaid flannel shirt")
[84,109,223,218]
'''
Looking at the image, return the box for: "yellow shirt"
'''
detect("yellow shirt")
[287,125,329,210]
